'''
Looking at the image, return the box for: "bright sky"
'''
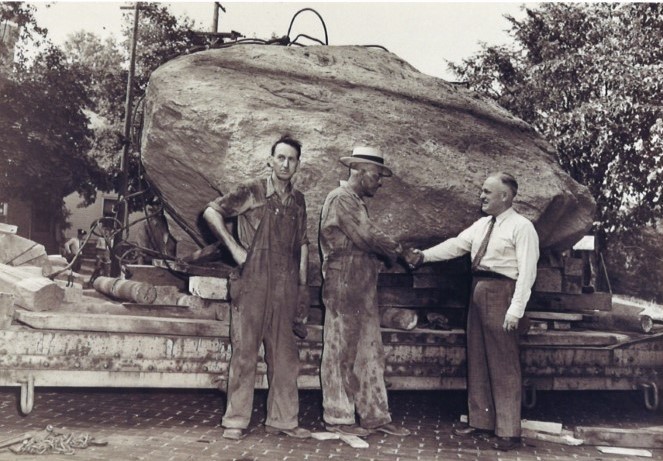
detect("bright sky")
[31,1,528,80]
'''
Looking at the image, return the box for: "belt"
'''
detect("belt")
[472,271,513,281]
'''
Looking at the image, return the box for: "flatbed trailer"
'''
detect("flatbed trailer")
[1,321,661,415]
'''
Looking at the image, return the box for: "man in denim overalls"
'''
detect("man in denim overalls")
[203,135,310,440]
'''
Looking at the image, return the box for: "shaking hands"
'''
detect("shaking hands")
[402,248,424,270]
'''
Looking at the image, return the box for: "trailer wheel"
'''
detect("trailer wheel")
[19,376,35,415]
[640,382,659,411]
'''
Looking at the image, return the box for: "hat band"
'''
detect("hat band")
[352,154,384,164]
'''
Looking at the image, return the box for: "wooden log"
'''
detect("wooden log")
[380,307,418,330]
[575,426,663,448]
[579,311,653,334]
[15,310,229,336]
[188,276,229,300]
[93,276,157,304]
[0,263,64,310]
[0,292,15,329]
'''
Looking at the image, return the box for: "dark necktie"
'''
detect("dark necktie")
[471,216,496,271]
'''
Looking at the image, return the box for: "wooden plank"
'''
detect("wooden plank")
[188,276,229,300]
[152,259,233,277]
[527,311,585,322]
[529,292,612,312]
[0,233,46,266]
[521,419,563,434]
[0,223,18,234]
[564,257,584,276]
[0,292,15,329]
[596,446,652,457]
[575,426,663,448]
[533,268,563,293]
[522,428,583,446]
[125,264,188,290]
[15,310,229,337]
[522,331,624,347]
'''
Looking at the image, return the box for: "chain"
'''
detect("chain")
[12,425,98,456]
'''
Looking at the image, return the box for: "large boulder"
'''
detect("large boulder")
[141,45,595,280]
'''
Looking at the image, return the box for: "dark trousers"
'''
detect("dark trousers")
[467,277,521,438]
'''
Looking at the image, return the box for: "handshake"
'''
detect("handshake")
[401,247,424,270]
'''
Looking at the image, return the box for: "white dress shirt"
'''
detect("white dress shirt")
[422,207,539,318]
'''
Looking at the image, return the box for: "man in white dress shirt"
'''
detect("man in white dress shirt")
[410,172,539,451]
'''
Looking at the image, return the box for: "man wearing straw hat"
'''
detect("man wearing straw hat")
[318,146,413,438]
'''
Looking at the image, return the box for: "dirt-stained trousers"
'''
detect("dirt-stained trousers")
[467,276,521,438]
[222,199,301,430]
[321,251,391,429]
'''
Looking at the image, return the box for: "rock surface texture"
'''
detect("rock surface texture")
[141,45,595,279]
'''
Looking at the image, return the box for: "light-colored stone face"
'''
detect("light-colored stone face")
[480,176,512,217]
[269,143,299,183]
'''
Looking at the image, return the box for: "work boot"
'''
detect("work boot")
[265,425,311,438]
[325,424,370,437]
[373,423,411,436]
[222,428,247,440]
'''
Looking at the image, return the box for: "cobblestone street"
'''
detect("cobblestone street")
[0,387,661,460]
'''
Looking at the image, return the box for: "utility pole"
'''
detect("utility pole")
[212,3,225,33]
[112,2,141,277]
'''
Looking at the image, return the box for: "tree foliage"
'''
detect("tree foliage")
[61,4,210,210]
[0,3,107,208]
[449,3,663,241]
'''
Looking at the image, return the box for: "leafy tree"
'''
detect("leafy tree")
[0,3,107,213]
[449,3,663,242]
[60,4,211,211]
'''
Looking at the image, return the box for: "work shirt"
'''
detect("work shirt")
[319,182,402,265]
[207,175,309,250]
[422,207,539,318]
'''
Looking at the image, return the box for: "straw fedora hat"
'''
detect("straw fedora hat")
[339,146,393,177]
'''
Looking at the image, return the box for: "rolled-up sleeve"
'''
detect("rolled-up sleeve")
[334,195,402,259]
[207,183,257,218]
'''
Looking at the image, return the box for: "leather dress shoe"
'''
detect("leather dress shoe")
[493,436,521,451]
[452,424,493,437]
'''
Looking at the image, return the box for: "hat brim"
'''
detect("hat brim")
[340,157,393,177]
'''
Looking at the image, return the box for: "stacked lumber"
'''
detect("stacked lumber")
[526,251,660,335]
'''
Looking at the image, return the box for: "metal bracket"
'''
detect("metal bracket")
[19,375,35,415]
[639,381,659,411]
[522,381,537,409]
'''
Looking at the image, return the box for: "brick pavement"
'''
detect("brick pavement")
[0,388,661,461]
